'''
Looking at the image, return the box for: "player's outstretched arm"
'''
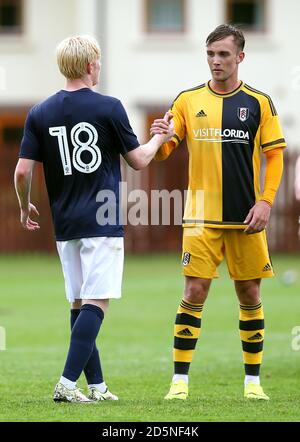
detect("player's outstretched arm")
[14,158,40,231]
[124,112,174,170]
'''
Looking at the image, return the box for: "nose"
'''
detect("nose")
[212,57,221,66]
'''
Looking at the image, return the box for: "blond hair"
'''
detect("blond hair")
[56,35,101,80]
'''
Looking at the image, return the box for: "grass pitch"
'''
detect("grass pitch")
[0,253,299,422]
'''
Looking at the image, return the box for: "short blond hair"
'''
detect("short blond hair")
[56,35,101,80]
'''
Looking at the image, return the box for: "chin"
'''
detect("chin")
[214,74,227,81]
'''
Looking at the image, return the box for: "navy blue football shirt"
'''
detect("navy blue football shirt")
[20,88,139,240]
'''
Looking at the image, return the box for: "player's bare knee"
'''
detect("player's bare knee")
[234,279,261,305]
[82,299,109,314]
[184,277,211,304]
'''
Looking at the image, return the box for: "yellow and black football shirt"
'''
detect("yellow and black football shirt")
[155,81,286,229]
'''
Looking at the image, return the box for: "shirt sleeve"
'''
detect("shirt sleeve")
[155,93,186,161]
[260,148,284,205]
[19,107,43,162]
[260,96,287,152]
[110,100,140,155]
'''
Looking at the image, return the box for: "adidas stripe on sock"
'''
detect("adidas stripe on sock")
[239,302,264,376]
[173,299,203,375]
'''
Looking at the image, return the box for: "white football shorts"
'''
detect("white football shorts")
[56,237,124,303]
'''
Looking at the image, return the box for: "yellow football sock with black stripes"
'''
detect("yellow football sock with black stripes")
[173,299,203,375]
[239,302,264,376]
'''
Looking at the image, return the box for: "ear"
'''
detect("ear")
[237,51,245,64]
[87,62,93,74]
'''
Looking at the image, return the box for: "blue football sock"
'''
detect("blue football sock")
[70,309,104,384]
[62,304,104,382]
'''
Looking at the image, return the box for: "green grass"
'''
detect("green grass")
[0,253,300,422]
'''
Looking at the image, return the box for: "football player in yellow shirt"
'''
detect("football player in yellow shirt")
[151,24,286,401]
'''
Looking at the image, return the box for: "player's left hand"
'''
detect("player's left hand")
[243,200,271,234]
[20,203,40,231]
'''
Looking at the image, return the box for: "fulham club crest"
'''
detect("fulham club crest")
[237,107,249,122]
[182,252,191,266]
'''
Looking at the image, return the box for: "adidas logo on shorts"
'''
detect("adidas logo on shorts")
[262,263,272,272]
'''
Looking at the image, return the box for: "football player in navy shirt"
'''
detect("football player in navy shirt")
[14,35,173,403]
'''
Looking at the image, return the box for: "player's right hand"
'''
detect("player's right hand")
[150,111,173,137]
[20,203,40,231]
